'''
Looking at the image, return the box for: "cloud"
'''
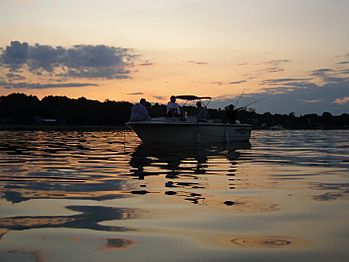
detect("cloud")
[261,78,310,86]
[1,41,29,67]
[6,72,25,81]
[310,68,344,82]
[259,59,290,74]
[305,99,322,104]
[210,71,349,114]
[311,68,334,76]
[333,96,349,105]
[63,67,130,79]
[138,61,154,66]
[264,67,285,73]
[336,52,349,65]
[337,61,349,65]
[0,41,136,80]
[0,81,98,89]
[126,92,144,95]
[153,95,166,100]
[227,80,247,85]
[187,60,208,65]
[211,80,247,86]
[263,59,290,65]
[210,81,224,86]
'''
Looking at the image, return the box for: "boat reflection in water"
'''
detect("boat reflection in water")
[129,142,251,204]
[130,142,250,178]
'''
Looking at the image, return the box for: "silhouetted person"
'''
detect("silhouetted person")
[194,101,208,121]
[226,104,236,124]
[166,96,181,117]
[129,98,150,121]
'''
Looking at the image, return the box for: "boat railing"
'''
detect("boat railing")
[144,116,225,124]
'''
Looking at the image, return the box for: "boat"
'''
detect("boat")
[126,95,251,144]
[269,124,285,130]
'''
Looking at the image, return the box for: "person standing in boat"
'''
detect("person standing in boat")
[166,96,181,117]
[129,98,151,121]
[226,104,237,124]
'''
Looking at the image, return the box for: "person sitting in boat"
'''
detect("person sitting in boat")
[166,96,181,117]
[129,98,151,121]
[194,101,208,121]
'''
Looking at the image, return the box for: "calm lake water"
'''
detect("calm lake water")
[0,130,348,261]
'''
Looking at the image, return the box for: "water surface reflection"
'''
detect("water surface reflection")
[0,130,348,261]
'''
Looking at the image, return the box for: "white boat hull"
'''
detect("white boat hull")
[127,120,251,144]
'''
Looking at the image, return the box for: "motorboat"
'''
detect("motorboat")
[126,95,251,144]
[269,124,285,130]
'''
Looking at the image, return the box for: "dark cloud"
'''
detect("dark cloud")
[261,78,310,86]
[310,68,344,82]
[0,81,98,89]
[6,72,25,81]
[211,76,349,114]
[1,41,29,67]
[211,63,349,114]
[63,67,130,79]
[311,68,334,76]
[227,80,247,85]
[0,41,136,80]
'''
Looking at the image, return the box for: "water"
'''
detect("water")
[0,130,348,261]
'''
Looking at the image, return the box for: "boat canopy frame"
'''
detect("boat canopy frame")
[175,95,212,108]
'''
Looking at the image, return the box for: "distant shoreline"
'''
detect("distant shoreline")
[0,124,131,131]
[0,124,347,131]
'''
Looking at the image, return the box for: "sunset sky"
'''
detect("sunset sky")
[1,0,348,114]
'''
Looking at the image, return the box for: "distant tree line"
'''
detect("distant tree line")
[0,93,348,129]
[0,93,132,125]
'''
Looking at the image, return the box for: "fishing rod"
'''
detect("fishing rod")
[236,96,268,110]
[234,88,245,108]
